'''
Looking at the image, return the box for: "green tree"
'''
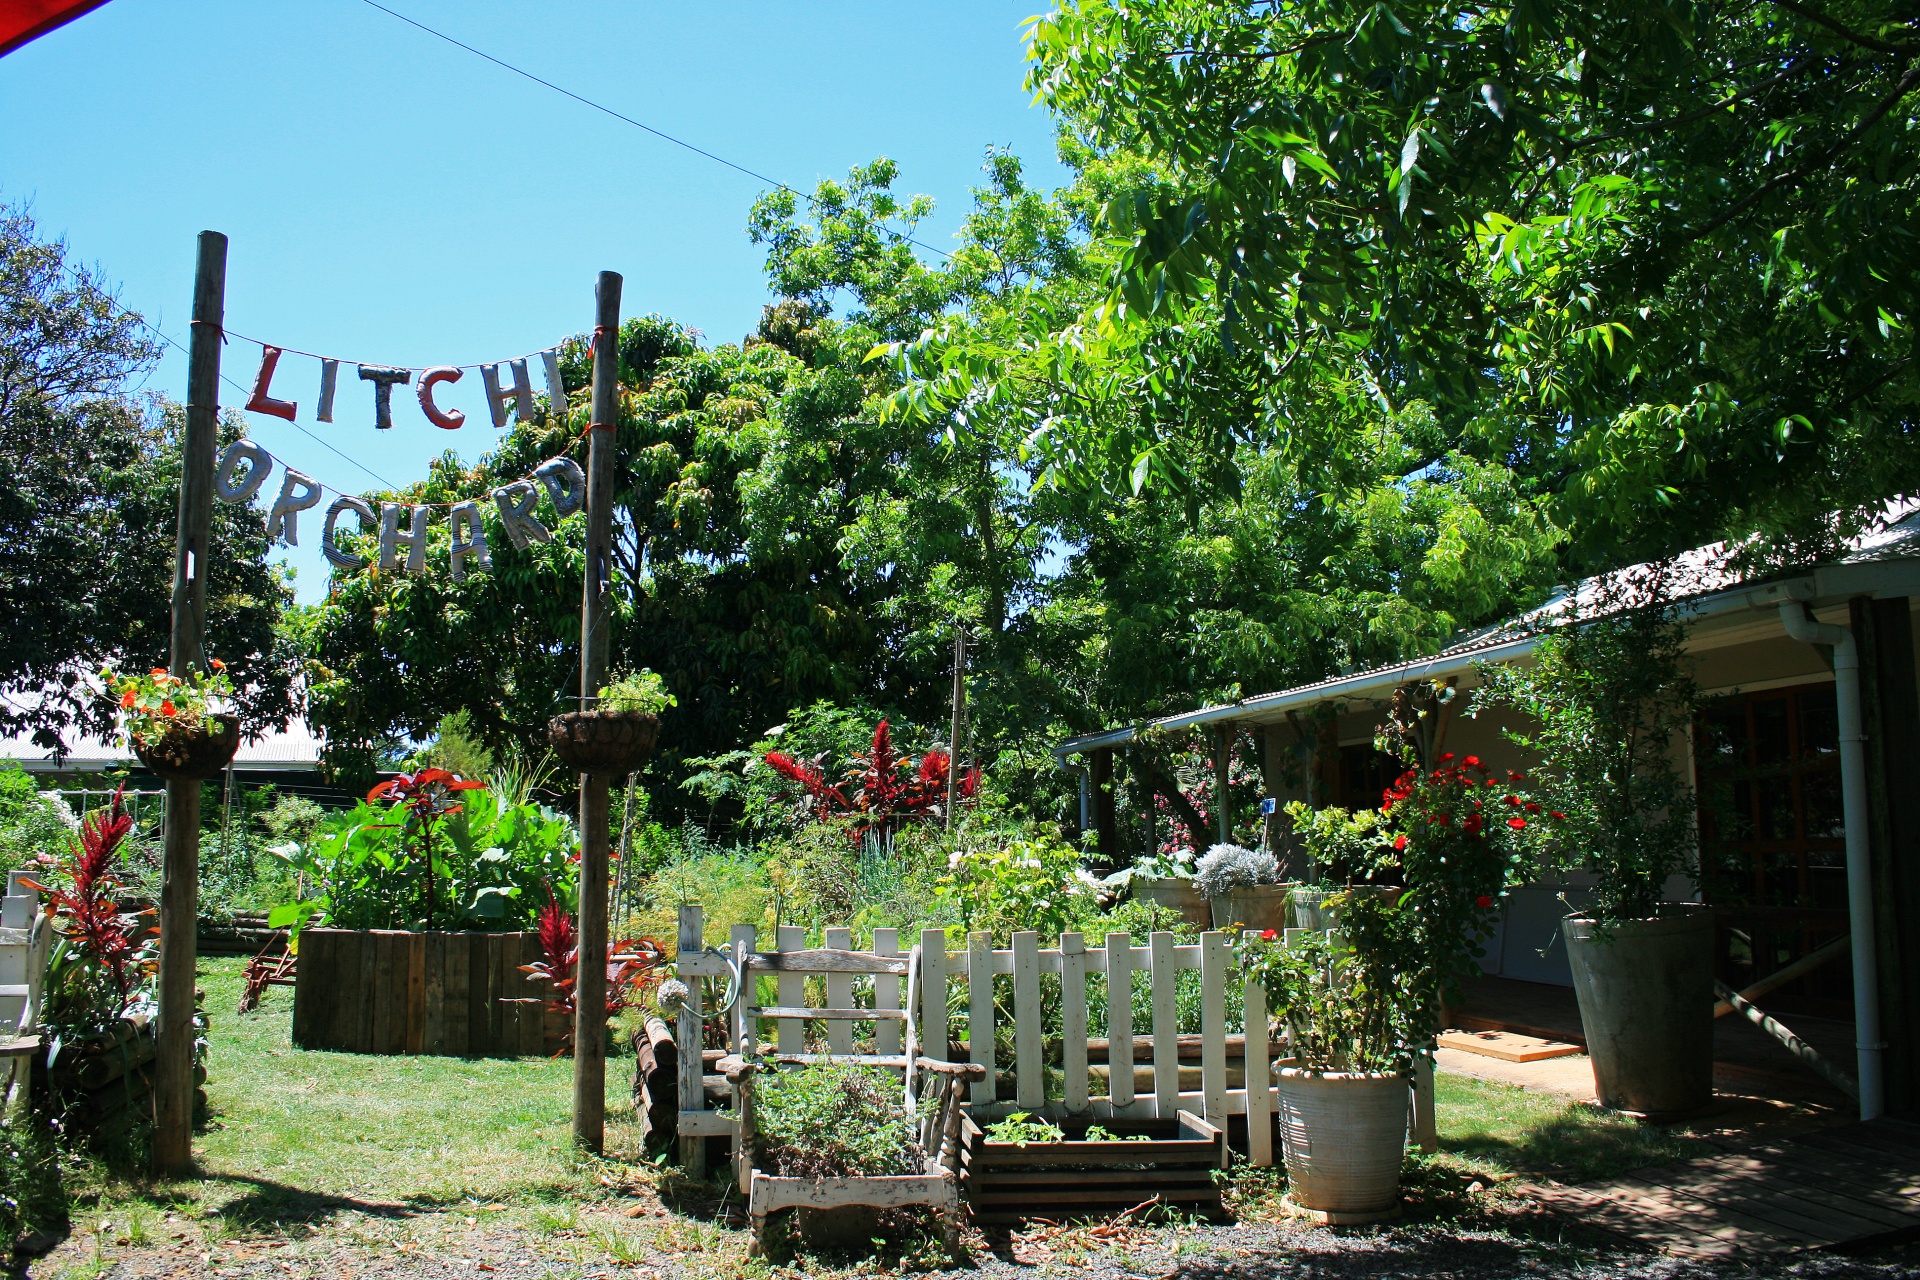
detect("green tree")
[0,203,298,750]
[1017,0,1920,565]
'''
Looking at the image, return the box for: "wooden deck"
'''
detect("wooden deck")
[1530,1118,1920,1258]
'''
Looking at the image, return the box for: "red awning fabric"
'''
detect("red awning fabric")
[0,0,109,58]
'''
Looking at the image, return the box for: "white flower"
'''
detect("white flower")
[947,850,966,868]
[1020,858,1042,870]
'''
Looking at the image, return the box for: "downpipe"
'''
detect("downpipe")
[1777,602,1885,1120]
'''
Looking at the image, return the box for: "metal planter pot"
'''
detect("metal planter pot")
[1563,905,1714,1117]
[1273,1067,1408,1219]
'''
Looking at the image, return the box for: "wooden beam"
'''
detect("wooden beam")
[154,230,224,1177]
[572,270,621,1153]
[1091,747,1116,865]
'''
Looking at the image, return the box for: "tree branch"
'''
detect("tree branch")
[1770,0,1914,54]
[1683,60,1920,242]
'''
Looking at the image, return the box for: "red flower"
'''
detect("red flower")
[1549,811,1567,820]
[160,700,175,716]
[1438,752,1455,763]
[1260,928,1278,941]
[1508,817,1527,829]
[1464,755,1481,768]
[1463,813,1484,835]
[1475,895,1493,909]
[150,668,167,678]
[1505,795,1521,806]
[209,657,226,670]
[1392,834,1408,851]
[119,690,135,709]
[1524,802,1541,814]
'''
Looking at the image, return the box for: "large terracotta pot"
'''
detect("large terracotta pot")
[547,709,659,776]
[1274,1067,1409,1220]
[1564,905,1714,1116]
[1131,876,1211,930]
[1209,883,1291,932]
[132,714,240,781]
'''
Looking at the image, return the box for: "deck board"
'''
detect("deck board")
[1530,1119,1920,1258]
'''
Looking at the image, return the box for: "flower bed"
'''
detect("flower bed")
[959,1110,1227,1223]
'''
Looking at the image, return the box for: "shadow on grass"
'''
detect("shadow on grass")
[1444,1104,1712,1183]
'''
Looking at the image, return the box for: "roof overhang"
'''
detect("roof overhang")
[1055,553,1920,761]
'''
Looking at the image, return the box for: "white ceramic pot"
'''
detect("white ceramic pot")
[1273,1067,1409,1217]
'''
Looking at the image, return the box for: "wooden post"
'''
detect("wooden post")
[1215,725,1232,844]
[945,629,966,828]
[1092,747,1117,865]
[154,230,224,1177]
[572,270,621,1153]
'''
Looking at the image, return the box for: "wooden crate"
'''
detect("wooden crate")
[292,928,551,1057]
[960,1109,1227,1224]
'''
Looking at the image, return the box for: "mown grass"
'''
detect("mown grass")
[63,956,654,1228]
[1432,1071,1713,1184]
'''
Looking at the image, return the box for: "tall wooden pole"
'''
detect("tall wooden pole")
[945,628,966,828]
[572,271,621,1152]
[154,230,225,1176]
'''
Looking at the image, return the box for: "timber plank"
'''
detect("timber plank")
[354,929,377,1054]
[1626,1165,1896,1242]
[290,929,327,1049]
[488,932,509,1054]
[445,930,470,1055]
[1678,1154,1920,1231]
[467,933,490,1055]
[405,933,426,1054]
[374,931,403,1054]
[518,933,544,1056]
[1607,1175,1825,1249]
[423,933,447,1055]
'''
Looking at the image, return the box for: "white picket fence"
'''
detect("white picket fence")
[671,904,1437,1171]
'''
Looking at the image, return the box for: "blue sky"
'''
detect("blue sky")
[2,0,1069,601]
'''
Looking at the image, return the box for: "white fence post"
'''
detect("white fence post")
[1150,931,1178,1118]
[1061,931,1089,1115]
[1242,930,1274,1166]
[919,927,948,1062]
[776,925,805,1054]
[676,903,706,1174]
[873,928,902,1056]
[968,930,995,1104]
[1012,931,1043,1110]
[1106,931,1134,1109]
[824,925,855,1056]
[1200,930,1229,1129]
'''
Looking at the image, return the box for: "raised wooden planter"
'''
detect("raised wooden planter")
[960,1109,1227,1224]
[291,928,562,1057]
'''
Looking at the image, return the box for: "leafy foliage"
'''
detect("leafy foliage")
[750,1062,925,1178]
[764,717,978,844]
[0,761,75,878]
[1476,566,1702,922]
[101,660,233,746]
[597,669,677,716]
[268,787,577,936]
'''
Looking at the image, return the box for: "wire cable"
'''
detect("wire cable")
[359,0,954,262]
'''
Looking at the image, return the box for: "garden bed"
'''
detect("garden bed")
[959,1110,1227,1224]
[291,927,562,1057]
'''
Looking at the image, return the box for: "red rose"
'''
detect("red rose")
[1505,795,1521,806]
[160,700,176,716]
[1549,811,1567,820]
[1463,813,1483,835]
[1524,802,1541,814]
[1464,755,1481,768]
[1260,928,1278,941]
[1475,895,1493,908]
[1438,752,1455,763]
[1507,816,1526,829]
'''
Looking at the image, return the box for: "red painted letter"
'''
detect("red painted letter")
[416,366,466,430]
[246,345,298,421]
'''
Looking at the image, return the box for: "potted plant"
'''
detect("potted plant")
[1193,842,1288,931]
[1251,755,1522,1219]
[548,669,674,777]
[1108,847,1211,930]
[1478,570,1709,1116]
[102,661,238,780]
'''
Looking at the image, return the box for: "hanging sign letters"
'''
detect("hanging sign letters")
[214,437,586,582]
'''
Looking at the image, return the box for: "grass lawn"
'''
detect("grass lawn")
[27,957,1787,1277]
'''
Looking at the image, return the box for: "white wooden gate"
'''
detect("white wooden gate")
[672,904,1436,1173]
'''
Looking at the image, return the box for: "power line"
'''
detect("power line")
[358,0,954,262]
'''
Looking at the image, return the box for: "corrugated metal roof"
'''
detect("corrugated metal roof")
[2,718,325,773]
[1057,506,1920,758]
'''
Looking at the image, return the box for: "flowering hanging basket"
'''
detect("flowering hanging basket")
[132,714,241,781]
[547,710,659,777]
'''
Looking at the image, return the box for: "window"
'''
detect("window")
[1336,743,1403,812]
[1694,682,1851,1016]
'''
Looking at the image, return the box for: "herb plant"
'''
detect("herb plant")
[1191,842,1276,897]
[984,1112,1063,1145]
[597,669,677,716]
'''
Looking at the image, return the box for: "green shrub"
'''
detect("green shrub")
[751,1062,924,1177]
[598,669,677,716]
[0,762,76,877]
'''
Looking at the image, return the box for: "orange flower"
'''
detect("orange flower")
[120,690,135,709]
[160,700,176,717]
[151,668,167,678]
[209,658,226,670]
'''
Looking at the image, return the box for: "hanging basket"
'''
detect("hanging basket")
[132,714,241,781]
[547,710,659,777]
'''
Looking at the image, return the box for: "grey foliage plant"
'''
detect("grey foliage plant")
[1192,841,1277,897]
